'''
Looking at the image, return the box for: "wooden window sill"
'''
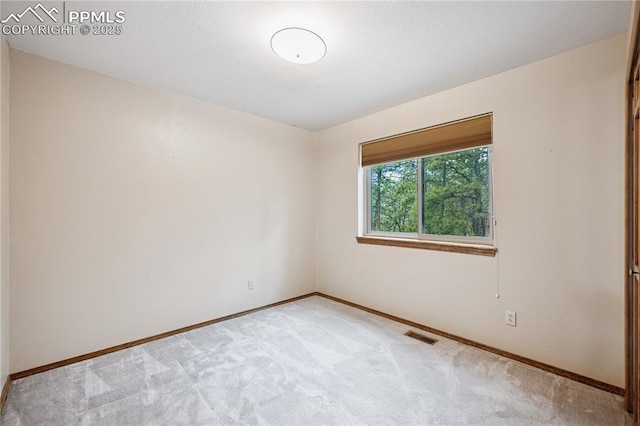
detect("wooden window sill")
[356,236,497,257]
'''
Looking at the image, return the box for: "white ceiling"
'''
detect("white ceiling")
[2,1,632,131]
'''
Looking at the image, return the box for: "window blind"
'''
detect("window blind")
[360,113,492,167]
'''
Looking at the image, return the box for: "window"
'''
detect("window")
[369,159,417,234]
[421,146,491,240]
[359,114,496,256]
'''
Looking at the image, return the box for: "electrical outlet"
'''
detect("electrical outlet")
[505,310,516,327]
[248,280,254,290]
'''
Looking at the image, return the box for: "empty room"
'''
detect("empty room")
[0,0,638,424]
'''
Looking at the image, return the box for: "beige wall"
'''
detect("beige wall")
[316,34,627,387]
[0,38,9,386]
[9,50,316,373]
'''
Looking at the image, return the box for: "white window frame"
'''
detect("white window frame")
[363,146,494,246]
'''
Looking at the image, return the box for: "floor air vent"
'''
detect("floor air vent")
[405,330,438,345]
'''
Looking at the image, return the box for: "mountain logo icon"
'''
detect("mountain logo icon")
[1,3,59,24]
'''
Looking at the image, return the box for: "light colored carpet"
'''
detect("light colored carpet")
[1,295,631,425]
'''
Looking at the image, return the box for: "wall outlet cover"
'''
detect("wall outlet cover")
[505,310,516,327]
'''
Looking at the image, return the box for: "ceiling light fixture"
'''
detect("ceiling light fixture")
[270,27,326,65]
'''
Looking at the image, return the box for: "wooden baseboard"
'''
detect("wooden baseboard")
[315,292,625,396]
[10,292,318,380]
[0,375,9,413]
[9,290,624,397]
